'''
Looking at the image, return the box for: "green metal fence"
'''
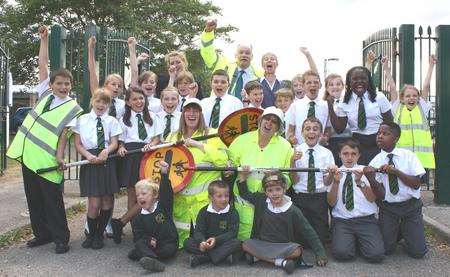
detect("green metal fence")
[0,42,9,175]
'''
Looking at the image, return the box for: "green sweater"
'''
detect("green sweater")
[193,204,239,246]
[237,180,327,259]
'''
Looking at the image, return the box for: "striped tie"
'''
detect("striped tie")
[342,172,354,210]
[109,98,117,118]
[387,153,399,195]
[357,96,367,130]
[163,114,172,139]
[233,70,244,100]
[96,117,105,150]
[136,114,147,140]
[42,94,55,113]
[210,97,221,128]
[307,149,316,193]
[180,97,186,112]
[307,101,315,118]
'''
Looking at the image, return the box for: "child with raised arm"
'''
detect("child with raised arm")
[364,121,427,259]
[128,161,178,273]
[238,170,327,275]
[184,180,241,268]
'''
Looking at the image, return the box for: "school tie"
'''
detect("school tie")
[307,101,316,118]
[180,97,186,112]
[342,172,354,211]
[96,117,105,150]
[307,149,316,193]
[163,114,173,139]
[210,97,221,128]
[357,96,367,130]
[387,153,399,195]
[42,94,55,113]
[109,98,117,117]
[233,70,244,100]
[136,114,147,140]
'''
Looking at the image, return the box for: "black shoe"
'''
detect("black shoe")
[111,218,123,244]
[91,236,104,250]
[245,253,255,265]
[128,249,140,261]
[282,259,295,275]
[55,242,69,254]
[189,254,210,268]
[139,257,165,272]
[26,237,52,248]
[296,256,313,269]
[81,236,93,249]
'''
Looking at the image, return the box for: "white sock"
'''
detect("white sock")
[275,258,284,267]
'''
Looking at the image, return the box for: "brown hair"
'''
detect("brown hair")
[138,71,158,86]
[123,86,153,127]
[244,80,263,94]
[211,69,229,83]
[301,117,323,132]
[323,74,344,100]
[91,88,112,105]
[291,73,303,84]
[175,71,195,87]
[165,51,189,68]
[337,138,361,153]
[208,180,229,196]
[49,68,73,84]
[399,84,420,100]
[160,86,179,99]
[275,88,294,101]
[175,103,208,140]
[301,70,320,84]
[261,52,277,66]
[262,172,287,190]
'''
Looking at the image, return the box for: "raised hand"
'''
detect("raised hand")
[127,36,137,46]
[88,36,96,49]
[205,19,217,32]
[38,26,49,39]
[299,47,310,56]
[137,52,150,63]
[429,54,437,66]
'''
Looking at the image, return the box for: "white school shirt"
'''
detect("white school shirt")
[177,95,193,112]
[73,110,122,150]
[206,204,230,214]
[331,165,378,219]
[336,91,391,135]
[157,110,181,134]
[119,110,163,143]
[328,99,352,138]
[391,98,432,117]
[201,94,243,127]
[35,77,76,127]
[293,143,335,193]
[141,201,159,214]
[147,95,162,113]
[111,97,126,119]
[369,148,425,203]
[266,196,293,213]
[286,96,329,144]
[247,103,264,110]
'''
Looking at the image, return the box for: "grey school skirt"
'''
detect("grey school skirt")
[243,239,300,260]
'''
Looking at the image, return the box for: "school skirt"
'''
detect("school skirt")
[352,133,380,165]
[79,149,119,197]
[243,239,300,260]
[117,142,146,188]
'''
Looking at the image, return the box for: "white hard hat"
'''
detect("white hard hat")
[183,98,202,110]
[261,106,284,123]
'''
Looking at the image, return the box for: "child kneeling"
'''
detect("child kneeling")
[238,169,327,275]
[128,161,178,273]
[184,180,241,267]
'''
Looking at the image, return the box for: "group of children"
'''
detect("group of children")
[7,25,436,274]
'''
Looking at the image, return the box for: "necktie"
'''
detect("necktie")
[307,101,316,118]
[307,149,316,193]
[210,97,221,128]
[163,114,173,139]
[96,117,105,150]
[387,153,399,195]
[109,98,117,117]
[42,94,55,113]
[136,114,147,140]
[357,96,367,130]
[233,70,244,100]
[180,97,186,112]
[342,172,354,211]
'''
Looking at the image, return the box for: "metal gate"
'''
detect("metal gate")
[0,42,9,175]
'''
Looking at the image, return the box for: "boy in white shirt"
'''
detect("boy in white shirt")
[243,80,264,109]
[327,139,384,263]
[364,121,427,259]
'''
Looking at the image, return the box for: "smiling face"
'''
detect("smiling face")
[401,86,420,110]
[183,105,201,130]
[259,114,280,137]
[302,120,322,147]
[236,44,252,69]
[168,55,186,74]
[350,69,369,96]
[292,79,305,99]
[326,77,344,99]
[141,76,157,96]
[127,91,146,113]
[136,187,158,211]
[275,96,293,113]
[303,74,321,100]
[161,89,179,114]
[92,97,109,116]
[265,183,286,207]
[104,76,123,98]
[262,53,278,74]
[50,76,72,99]
[209,186,230,211]
[248,88,264,108]
[376,124,398,152]
[339,145,360,168]
[177,79,192,97]
[211,75,229,97]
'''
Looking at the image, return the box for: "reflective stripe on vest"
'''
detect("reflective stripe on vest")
[18,125,56,156]
[179,176,217,196]
[174,220,192,230]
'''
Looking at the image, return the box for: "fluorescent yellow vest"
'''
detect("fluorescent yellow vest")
[167,128,228,248]
[394,103,435,169]
[7,93,83,183]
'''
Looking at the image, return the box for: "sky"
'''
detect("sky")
[206,0,450,83]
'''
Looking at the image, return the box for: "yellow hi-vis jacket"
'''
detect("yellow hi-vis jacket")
[394,103,435,169]
[7,93,83,184]
[228,130,294,240]
[200,30,264,97]
[166,128,228,248]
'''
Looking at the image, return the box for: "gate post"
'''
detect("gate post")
[49,25,67,71]
[435,25,450,204]
[81,23,99,111]
[398,24,415,86]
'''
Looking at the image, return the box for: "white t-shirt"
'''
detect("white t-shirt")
[201,94,243,127]
[119,110,163,143]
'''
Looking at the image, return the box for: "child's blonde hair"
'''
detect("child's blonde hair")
[275,88,294,101]
[323,74,344,100]
[399,84,420,101]
[104,74,123,86]
[291,73,303,84]
[301,70,320,84]
[135,179,159,195]
[165,51,189,68]
[91,88,112,105]
[161,86,179,98]
[175,71,195,86]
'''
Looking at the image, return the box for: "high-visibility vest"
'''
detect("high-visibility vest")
[7,93,83,183]
[200,30,264,96]
[166,128,228,248]
[394,103,435,169]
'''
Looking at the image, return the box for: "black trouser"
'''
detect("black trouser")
[135,239,178,260]
[331,215,384,263]
[184,237,241,264]
[378,198,428,258]
[290,192,329,245]
[22,164,70,244]
[352,133,380,165]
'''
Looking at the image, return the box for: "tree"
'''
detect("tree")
[0,0,237,84]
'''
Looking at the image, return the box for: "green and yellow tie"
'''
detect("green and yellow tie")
[96,117,105,150]
[307,101,316,118]
[357,96,367,130]
[42,94,55,113]
[342,172,354,210]
[387,153,399,195]
[109,98,117,117]
[210,97,221,128]
[136,114,147,140]
[307,149,316,193]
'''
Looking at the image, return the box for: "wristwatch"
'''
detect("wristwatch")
[357,181,367,188]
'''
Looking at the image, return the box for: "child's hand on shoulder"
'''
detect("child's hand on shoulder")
[38,26,48,39]
[159,160,169,174]
[205,19,217,32]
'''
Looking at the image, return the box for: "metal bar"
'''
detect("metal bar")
[399,24,415,87]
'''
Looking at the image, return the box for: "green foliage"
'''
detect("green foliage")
[0,0,237,84]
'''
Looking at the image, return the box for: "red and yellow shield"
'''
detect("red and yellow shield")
[218,107,263,146]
